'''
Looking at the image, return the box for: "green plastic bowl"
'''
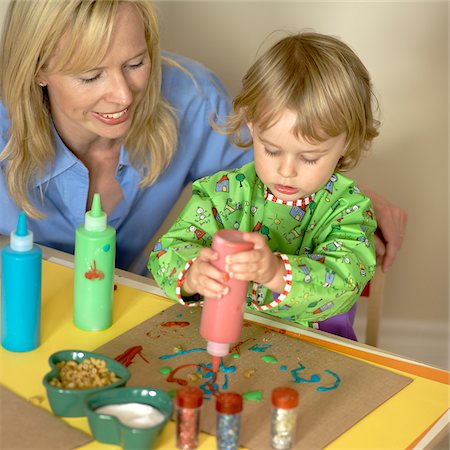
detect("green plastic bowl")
[43,349,130,417]
[85,387,173,450]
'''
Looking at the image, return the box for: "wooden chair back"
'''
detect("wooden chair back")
[360,267,386,347]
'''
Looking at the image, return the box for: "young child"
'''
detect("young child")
[148,32,379,340]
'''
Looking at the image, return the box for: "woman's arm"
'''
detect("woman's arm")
[359,185,408,273]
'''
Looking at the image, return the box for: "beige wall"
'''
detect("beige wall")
[154,1,449,328]
[0,2,448,330]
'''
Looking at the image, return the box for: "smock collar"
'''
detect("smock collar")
[264,186,315,207]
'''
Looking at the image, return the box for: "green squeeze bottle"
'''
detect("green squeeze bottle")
[73,193,116,331]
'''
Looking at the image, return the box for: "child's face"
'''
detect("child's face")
[248,109,347,202]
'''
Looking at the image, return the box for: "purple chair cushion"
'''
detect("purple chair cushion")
[316,303,358,341]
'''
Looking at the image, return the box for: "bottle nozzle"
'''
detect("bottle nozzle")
[206,341,229,373]
[10,211,33,252]
[16,211,28,237]
[90,193,102,217]
[84,193,107,231]
[212,355,221,373]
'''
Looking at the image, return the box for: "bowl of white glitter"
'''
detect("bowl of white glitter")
[85,386,173,450]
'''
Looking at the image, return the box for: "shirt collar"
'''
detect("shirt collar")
[32,122,131,187]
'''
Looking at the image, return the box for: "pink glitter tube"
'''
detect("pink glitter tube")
[176,386,203,450]
[199,229,254,371]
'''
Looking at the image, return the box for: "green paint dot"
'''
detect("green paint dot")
[159,367,172,375]
[168,389,177,398]
[231,353,240,359]
[243,390,263,401]
[261,355,278,364]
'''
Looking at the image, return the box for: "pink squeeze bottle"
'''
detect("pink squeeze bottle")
[199,229,254,372]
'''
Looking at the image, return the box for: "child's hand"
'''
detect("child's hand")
[182,248,229,299]
[225,232,286,293]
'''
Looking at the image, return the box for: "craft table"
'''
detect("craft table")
[0,240,449,449]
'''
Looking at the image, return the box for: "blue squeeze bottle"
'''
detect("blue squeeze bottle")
[1,211,42,352]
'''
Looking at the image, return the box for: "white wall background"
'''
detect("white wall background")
[1,1,448,368]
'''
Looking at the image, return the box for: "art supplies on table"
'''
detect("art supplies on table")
[216,392,243,450]
[175,386,204,450]
[1,211,42,352]
[73,193,116,331]
[270,387,300,450]
[200,229,253,372]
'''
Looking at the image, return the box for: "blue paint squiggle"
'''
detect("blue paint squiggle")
[248,343,272,353]
[316,369,341,392]
[159,348,206,360]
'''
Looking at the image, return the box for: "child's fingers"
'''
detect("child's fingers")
[198,247,219,262]
[225,232,268,265]
[241,231,267,249]
[188,258,229,296]
[196,258,229,283]
[198,280,229,299]
[195,268,229,298]
[226,261,265,282]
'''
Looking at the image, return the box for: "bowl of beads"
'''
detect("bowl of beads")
[85,387,173,450]
[43,349,130,417]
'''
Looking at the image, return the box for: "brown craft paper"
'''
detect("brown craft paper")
[96,303,412,449]
[0,385,92,450]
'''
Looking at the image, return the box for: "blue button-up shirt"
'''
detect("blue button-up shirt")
[0,52,253,275]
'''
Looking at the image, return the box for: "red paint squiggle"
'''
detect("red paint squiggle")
[230,338,256,356]
[161,321,190,328]
[114,345,149,367]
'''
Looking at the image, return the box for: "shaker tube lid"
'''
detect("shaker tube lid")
[272,387,300,409]
[176,386,203,408]
[216,392,243,414]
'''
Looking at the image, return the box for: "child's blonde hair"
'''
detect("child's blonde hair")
[221,32,379,171]
[0,0,178,218]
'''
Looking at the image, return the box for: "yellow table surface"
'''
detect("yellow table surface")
[1,259,449,449]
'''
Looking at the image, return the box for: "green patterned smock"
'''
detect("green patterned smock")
[148,162,377,328]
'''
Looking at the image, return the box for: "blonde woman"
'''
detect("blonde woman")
[149,32,385,339]
[0,0,252,274]
[0,1,406,276]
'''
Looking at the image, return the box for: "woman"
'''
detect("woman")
[0,0,406,275]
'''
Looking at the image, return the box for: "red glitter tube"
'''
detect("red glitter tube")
[176,386,203,450]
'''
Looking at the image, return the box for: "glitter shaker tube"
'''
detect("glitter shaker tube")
[216,392,243,450]
[271,387,300,450]
[176,386,203,450]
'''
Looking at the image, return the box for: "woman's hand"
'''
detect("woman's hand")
[361,185,408,272]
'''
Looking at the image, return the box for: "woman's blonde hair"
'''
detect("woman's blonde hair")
[0,0,178,218]
[220,32,379,171]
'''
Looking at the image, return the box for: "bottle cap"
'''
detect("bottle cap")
[10,211,33,252]
[84,193,107,231]
[207,340,230,357]
[216,392,243,414]
[176,386,203,408]
[272,387,299,409]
